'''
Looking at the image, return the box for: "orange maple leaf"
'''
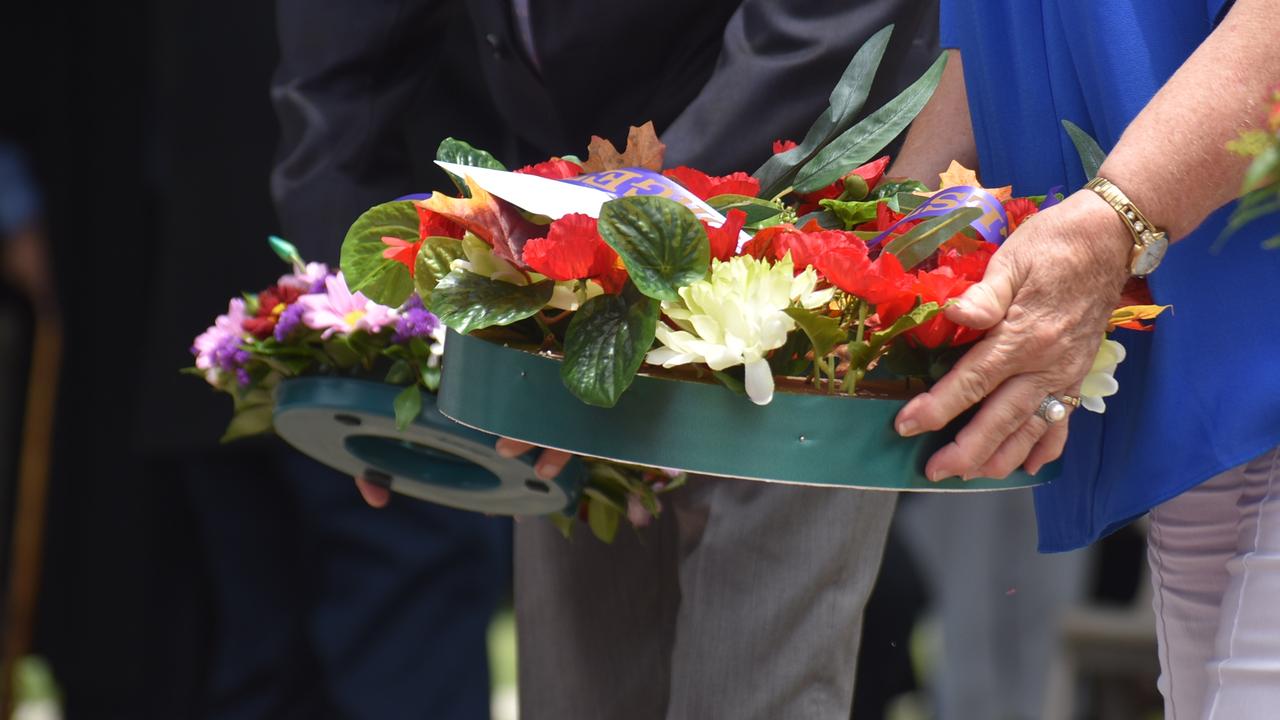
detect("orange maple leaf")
[917,160,1013,203]
[579,121,666,173]
[417,179,542,265]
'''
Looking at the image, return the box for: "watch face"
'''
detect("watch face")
[1133,234,1169,276]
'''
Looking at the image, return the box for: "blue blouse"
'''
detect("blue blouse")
[940,0,1280,551]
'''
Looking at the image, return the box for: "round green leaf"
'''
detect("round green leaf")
[560,291,659,408]
[340,200,419,306]
[597,196,709,302]
[414,236,466,302]
[430,270,554,335]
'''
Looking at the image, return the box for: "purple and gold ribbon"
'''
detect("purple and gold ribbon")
[868,185,1009,247]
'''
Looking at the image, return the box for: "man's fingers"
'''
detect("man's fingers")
[922,373,1051,479]
[945,253,1022,330]
[355,476,391,508]
[496,438,535,458]
[535,449,573,480]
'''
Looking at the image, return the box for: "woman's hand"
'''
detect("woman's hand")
[894,189,1134,480]
[353,438,574,508]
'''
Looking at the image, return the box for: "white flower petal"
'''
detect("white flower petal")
[1081,371,1119,399]
[1082,395,1107,413]
[744,358,775,405]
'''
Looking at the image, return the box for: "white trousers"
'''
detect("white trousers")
[1148,446,1280,719]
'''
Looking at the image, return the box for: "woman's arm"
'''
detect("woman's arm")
[887,49,978,184]
[893,0,1280,481]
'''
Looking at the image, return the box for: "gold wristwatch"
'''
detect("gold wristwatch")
[1084,176,1169,277]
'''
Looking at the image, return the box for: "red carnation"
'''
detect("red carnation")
[816,247,911,307]
[937,242,998,281]
[772,139,799,154]
[772,227,864,270]
[874,267,984,349]
[522,213,626,293]
[702,209,748,262]
[516,158,584,180]
[1002,197,1040,234]
[242,284,304,339]
[662,166,761,201]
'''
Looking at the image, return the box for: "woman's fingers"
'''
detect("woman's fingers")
[355,475,392,508]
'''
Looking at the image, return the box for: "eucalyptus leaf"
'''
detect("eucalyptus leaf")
[436,137,506,197]
[887,192,927,213]
[430,270,554,334]
[793,210,844,230]
[871,301,945,350]
[793,52,947,194]
[706,194,784,225]
[870,179,929,200]
[340,201,420,306]
[560,291,659,407]
[393,384,422,431]
[754,25,896,198]
[783,307,846,358]
[597,196,709,302]
[881,207,983,269]
[414,235,466,302]
[1062,120,1107,180]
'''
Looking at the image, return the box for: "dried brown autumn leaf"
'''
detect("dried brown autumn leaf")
[579,121,666,173]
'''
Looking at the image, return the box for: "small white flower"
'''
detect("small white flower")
[646,255,833,406]
[1080,337,1126,413]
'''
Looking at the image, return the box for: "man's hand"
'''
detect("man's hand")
[894,189,1133,481]
[353,438,574,508]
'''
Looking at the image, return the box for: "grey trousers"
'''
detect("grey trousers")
[515,475,897,720]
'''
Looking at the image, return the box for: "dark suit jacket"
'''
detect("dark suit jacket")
[272,0,940,261]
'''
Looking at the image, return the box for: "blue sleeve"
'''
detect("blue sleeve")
[938,0,963,49]
[0,143,42,238]
[1208,0,1234,25]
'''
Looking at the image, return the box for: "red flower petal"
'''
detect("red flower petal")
[516,158,584,180]
[703,209,748,262]
[663,166,760,201]
[849,156,890,192]
[381,236,423,278]
[1002,197,1040,234]
[416,206,464,240]
[774,228,864,270]
[773,139,799,155]
[522,214,626,293]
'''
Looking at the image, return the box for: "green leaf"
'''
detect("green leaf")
[887,192,927,213]
[414,236,466,301]
[793,210,843,230]
[1242,144,1280,193]
[1062,120,1107,180]
[793,52,948,194]
[882,207,983,269]
[393,384,422,431]
[706,194,785,225]
[587,497,621,543]
[754,25,896,198]
[221,403,274,443]
[819,198,882,229]
[783,307,846,359]
[548,511,575,539]
[420,365,442,392]
[712,369,747,396]
[323,336,363,369]
[436,137,506,197]
[597,196,709,302]
[560,290,659,407]
[430,270,555,334]
[767,329,815,376]
[340,201,419,306]
[871,301,945,349]
[384,359,415,385]
[869,179,929,200]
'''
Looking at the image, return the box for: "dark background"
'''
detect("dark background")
[2,2,285,714]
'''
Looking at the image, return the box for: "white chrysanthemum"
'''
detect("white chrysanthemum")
[1080,337,1126,413]
[646,255,834,406]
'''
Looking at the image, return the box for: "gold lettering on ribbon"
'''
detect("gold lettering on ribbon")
[621,177,675,198]
[575,169,640,194]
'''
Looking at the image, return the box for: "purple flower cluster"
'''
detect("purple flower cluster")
[274,302,306,341]
[209,334,253,386]
[392,294,441,344]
